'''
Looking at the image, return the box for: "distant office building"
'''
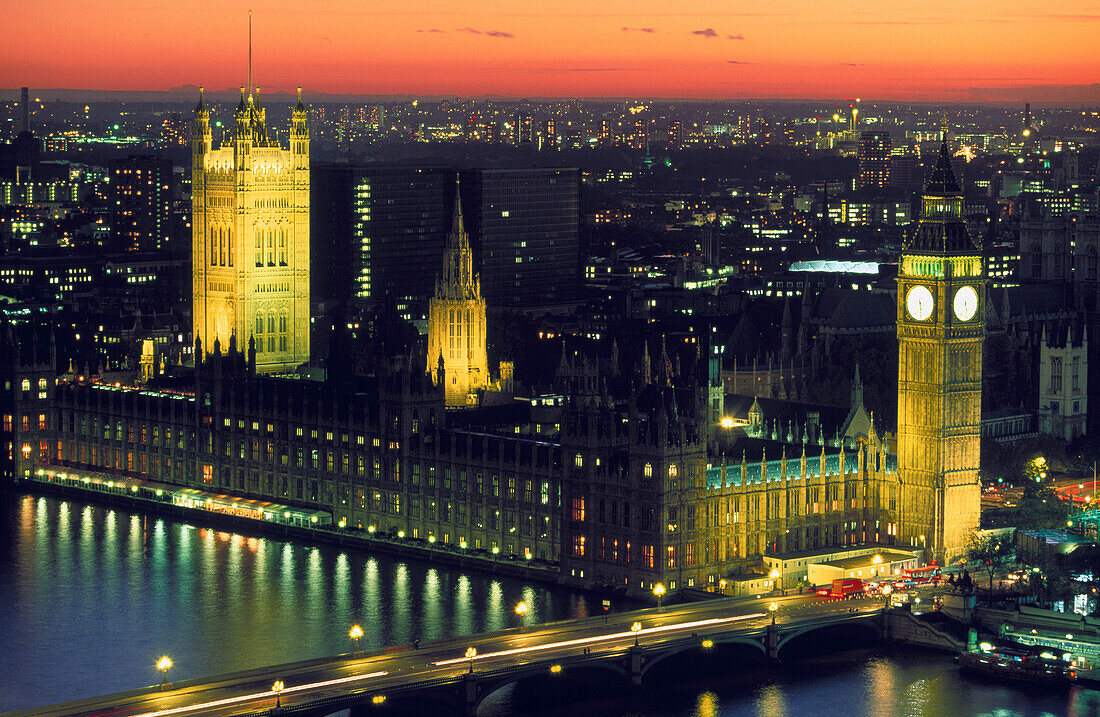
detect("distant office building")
[668,120,684,148]
[110,155,173,252]
[542,118,556,150]
[515,113,533,144]
[598,119,612,145]
[857,131,891,190]
[311,163,453,305]
[459,168,580,308]
[370,105,385,132]
[629,119,649,150]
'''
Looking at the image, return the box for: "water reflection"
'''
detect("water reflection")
[0,489,591,711]
[693,691,719,717]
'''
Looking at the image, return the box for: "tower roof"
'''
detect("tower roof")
[904,137,976,254]
[924,140,961,196]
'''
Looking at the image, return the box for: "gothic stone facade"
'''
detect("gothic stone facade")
[191,89,310,372]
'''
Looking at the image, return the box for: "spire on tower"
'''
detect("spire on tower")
[435,177,478,300]
[248,9,253,103]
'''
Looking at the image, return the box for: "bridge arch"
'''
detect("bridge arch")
[474,660,630,713]
[775,618,882,660]
[640,636,767,678]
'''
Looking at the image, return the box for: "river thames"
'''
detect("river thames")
[3,488,1099,716]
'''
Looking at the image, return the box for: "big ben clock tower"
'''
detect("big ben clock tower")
[897,131,983,563]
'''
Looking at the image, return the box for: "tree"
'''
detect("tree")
[965,531,1015,606]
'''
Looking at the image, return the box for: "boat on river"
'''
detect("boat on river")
[959,645,1076,687]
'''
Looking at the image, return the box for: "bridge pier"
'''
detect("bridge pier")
[766,623,779,661]
[628,645,643,686]
[463,673,479,716]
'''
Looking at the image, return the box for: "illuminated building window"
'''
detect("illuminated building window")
[572,535,586,557]
[643,462,652,478]
[574,453,583,468]
[572,496,585,522]
[667,545,677,569]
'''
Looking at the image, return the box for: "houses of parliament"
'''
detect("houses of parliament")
[0,78,983,593]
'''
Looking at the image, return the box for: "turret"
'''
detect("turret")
[192,86,211,172]
[291,86,309,170]
[234,86,252,169]
[780,296,793,363]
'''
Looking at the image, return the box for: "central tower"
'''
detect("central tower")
[428,180,489,408]
[191,47,311,372]
[896,134,983,563]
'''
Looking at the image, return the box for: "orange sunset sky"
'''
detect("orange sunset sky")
[4,0,1099,100]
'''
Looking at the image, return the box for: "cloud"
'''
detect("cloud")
[507,67,654,73]
[726,60,749,64]
[841,63,864,66]
[415,28,445,33]
[692,28,718,38]
[622,26,657,32]
[727,33,744,39]
[456,27,513,37]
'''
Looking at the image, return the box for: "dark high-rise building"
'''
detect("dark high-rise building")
[311,163,453,305]
[459,167,580,308]
[109,155,173,252]
[890,154,919,192]
[1,87,41,183]
[858,131,891,190]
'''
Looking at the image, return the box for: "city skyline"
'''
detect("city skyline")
[4,0,1099,101]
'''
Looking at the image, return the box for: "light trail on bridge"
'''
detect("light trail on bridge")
[125,670,388,717]
[431,612,768,667]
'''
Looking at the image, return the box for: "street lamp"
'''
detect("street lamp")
[631,621,643,646]
[768,602,779,625]
[349,624,363,653]
[515,601,529,630]
[770,568,781,592]
[465,646,477,673]
[156,656,172,688]
[872,554,883,577]
[272,680,285,709]
[653,583,666,611]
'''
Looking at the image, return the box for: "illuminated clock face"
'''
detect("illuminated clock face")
[906,285,934,321]
[953,285,978,322]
